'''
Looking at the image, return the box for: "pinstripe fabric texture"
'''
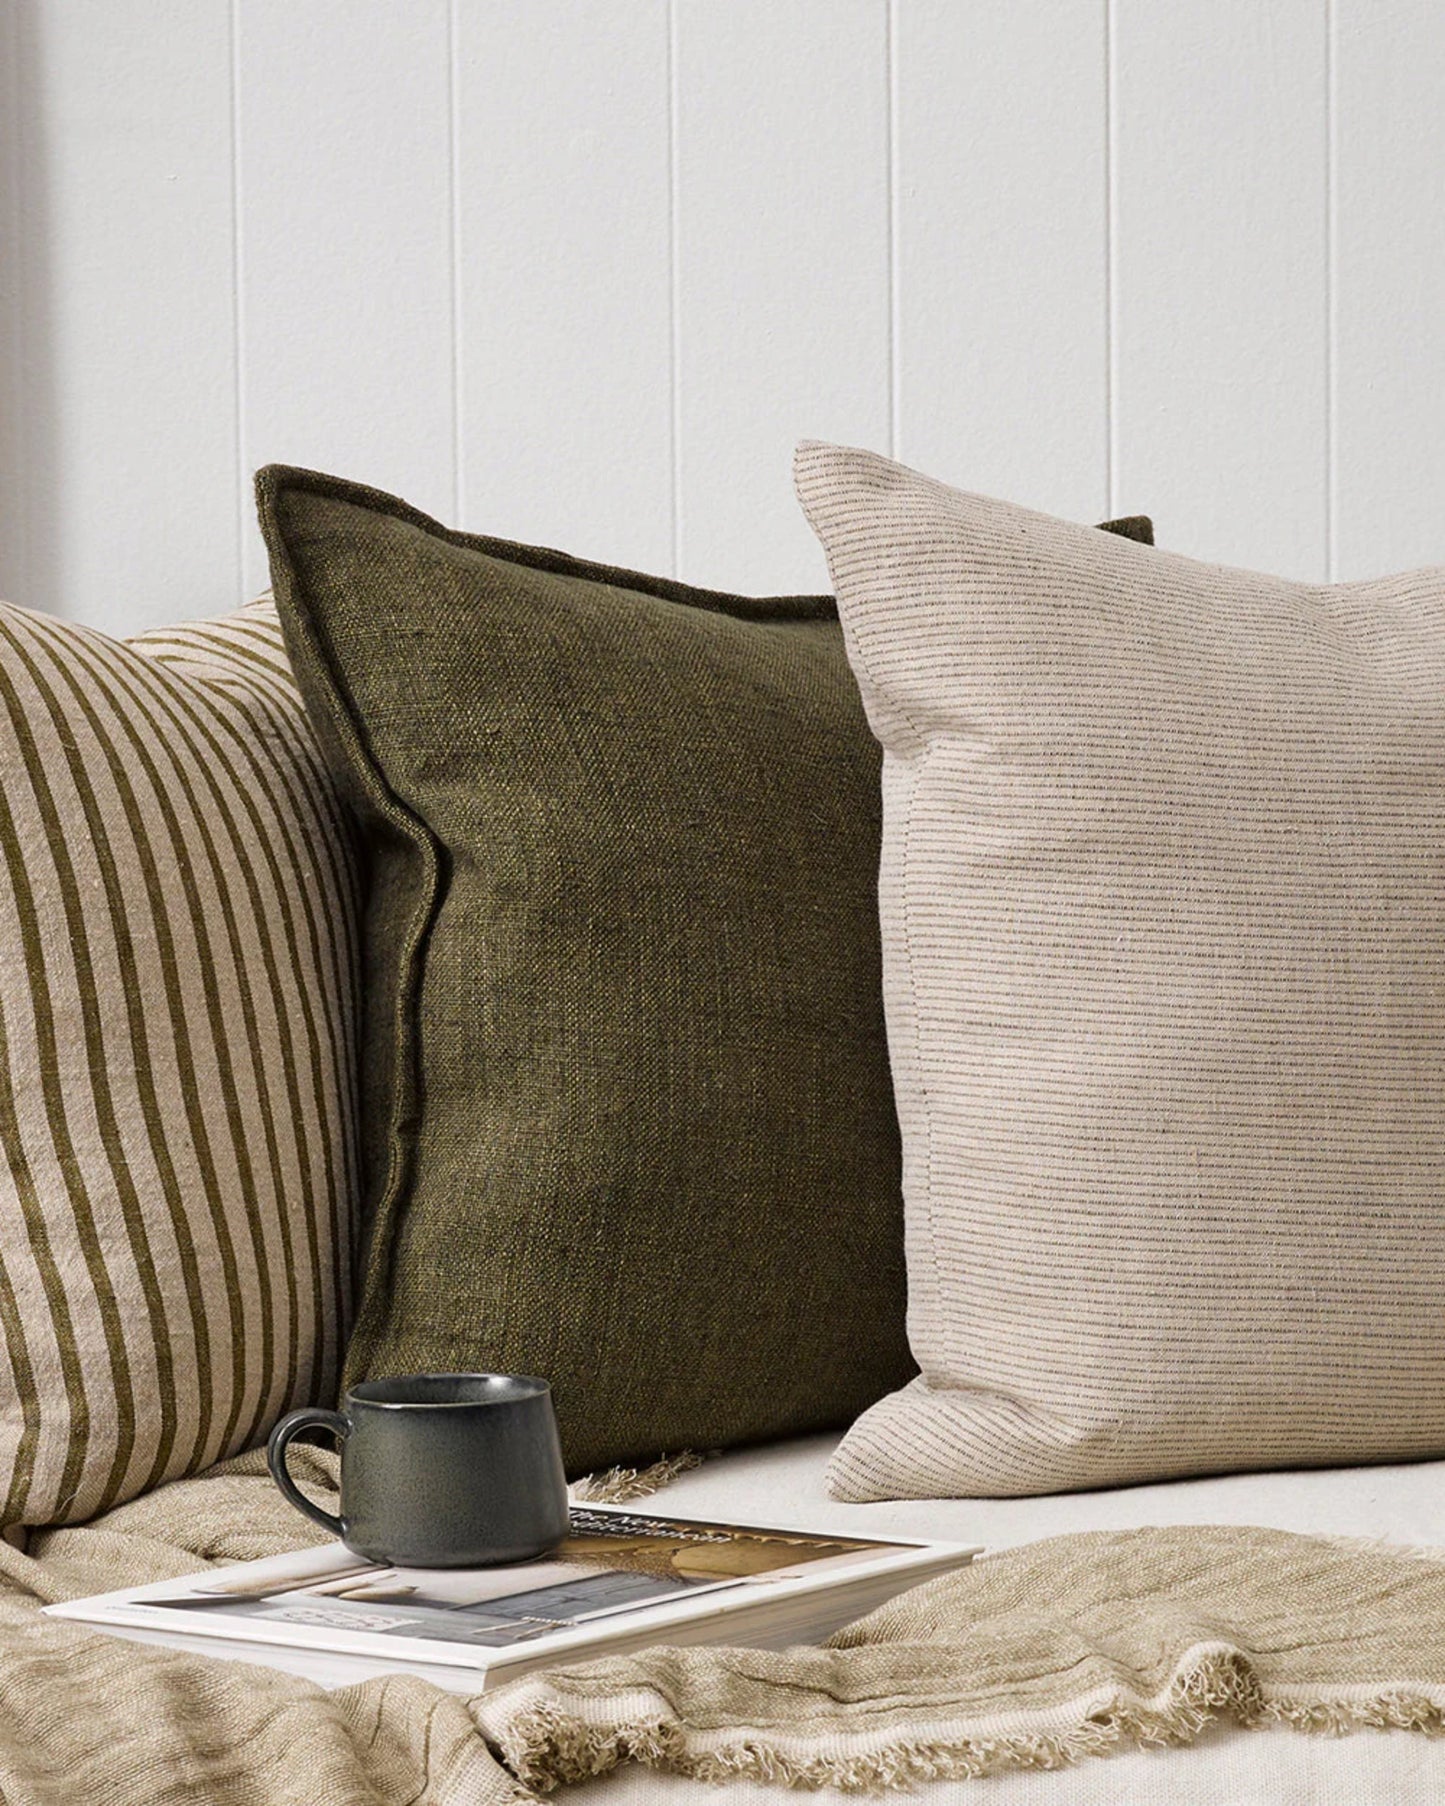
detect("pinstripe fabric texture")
[797,442,1445,1503]
[0,598,360,1527]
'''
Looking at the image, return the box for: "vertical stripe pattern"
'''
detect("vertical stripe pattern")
[0,597,360,1526]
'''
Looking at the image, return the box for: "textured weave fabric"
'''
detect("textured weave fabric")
[0,1448,523,1806]
[796,442,1445,1502]
[257,467,913,1477]
[482,1525,1445,1790]
[258,466,1152,1478]
[562,1727,1445,1806]
[0,598,360,1527]
[7,1462,1445,1799]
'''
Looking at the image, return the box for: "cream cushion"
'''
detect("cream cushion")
[796,441,1445,1502]
[0,599,359,1526]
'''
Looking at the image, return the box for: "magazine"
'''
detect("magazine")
[47,1502,978,1693]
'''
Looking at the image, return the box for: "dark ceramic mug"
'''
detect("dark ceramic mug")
[266,1373,569,1568]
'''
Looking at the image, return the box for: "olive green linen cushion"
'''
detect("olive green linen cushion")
[258,465,1151,1475]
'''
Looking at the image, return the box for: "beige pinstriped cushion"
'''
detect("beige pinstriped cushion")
[796,441,1445,1502]
[0,598,359,1526]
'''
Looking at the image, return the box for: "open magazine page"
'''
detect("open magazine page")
[129,1507,913,1652]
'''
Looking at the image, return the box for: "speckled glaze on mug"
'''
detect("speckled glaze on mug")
[267,1373,569,1567]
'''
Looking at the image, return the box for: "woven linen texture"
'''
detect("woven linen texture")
[257,467,915,1476]
[5,1474,1445,1798]
[258,468,1150,1479]
[797,441,1445,1502]
[0,598,360,1526]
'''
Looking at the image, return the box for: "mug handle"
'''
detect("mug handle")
[267,1406,349,1538]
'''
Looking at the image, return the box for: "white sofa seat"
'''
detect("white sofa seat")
[630,1431,1445,1552]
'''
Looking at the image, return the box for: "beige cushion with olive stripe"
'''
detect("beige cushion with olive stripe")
[0,597,359,1526]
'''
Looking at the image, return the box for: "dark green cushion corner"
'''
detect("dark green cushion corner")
[256,464,1152,1476]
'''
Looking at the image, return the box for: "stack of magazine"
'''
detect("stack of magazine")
[49,1502,978,1693]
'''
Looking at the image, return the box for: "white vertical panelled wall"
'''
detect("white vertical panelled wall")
[1,0,1443,631]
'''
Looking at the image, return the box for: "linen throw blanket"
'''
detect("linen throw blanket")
[1,1455,1444,1803]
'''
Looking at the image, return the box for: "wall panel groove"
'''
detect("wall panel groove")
[673,0,889,594]
[2,2,1442,628]
[236,0,453,596]
[1105,0,1119,518]
[455,0,672,574]
[886,0,900,461]
[228,0,247,609]
[1325,0,1338,579]
[8,0,239,629]
[1113,0,1328,578]
[447,0,463,524]
[1333,0,1445,579]
[668,0,683,578]
[894,0,1110,524]
[0,0,27,610]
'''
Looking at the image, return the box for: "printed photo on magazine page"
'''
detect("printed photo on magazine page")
[141,1508,908,1650]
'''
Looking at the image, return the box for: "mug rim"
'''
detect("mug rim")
[347,1371,552,1410]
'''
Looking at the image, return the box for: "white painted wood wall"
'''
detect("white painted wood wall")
[2,0,1442,633]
